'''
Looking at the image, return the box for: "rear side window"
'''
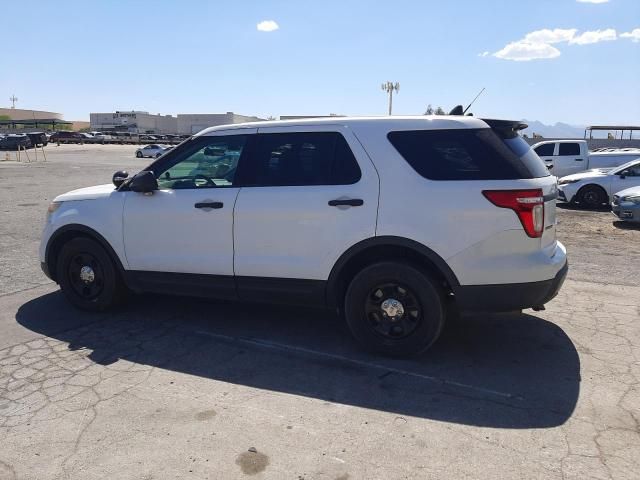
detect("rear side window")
[387,129,549,180]
[534,143,555,156]
[558,143,580,156]
[243,132,361,186]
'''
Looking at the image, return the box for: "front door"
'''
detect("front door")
[232,125,379,303]
[122,130,255,295]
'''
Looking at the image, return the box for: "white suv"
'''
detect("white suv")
[40,116,567,356]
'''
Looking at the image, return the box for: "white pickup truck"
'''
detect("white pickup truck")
[532,139,640,178]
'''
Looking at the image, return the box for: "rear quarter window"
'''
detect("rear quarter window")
[387,128,549,181]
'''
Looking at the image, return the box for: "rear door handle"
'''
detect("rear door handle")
[194,201,223,209]
[328,198,364,207]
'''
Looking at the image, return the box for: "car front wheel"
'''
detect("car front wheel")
[57,237,123,311]
[578,184,608,209]
[344,262,445,356]
[136,151,143,158]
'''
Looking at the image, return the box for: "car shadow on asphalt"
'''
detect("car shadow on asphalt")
[613,220,640,230]
[556,202,611,212]
[16,291,580,430]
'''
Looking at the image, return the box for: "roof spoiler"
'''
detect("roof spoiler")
[481,119,528,138]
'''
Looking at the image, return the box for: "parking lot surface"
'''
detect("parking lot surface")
[1,145,639,479]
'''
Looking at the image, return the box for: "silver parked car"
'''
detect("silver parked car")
[135,144,172,158]
[612,185,640,223]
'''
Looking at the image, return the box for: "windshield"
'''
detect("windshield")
[612,159,640,175]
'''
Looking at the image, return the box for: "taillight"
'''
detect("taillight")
[482,189,545,238]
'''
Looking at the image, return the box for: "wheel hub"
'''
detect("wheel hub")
[381,298,405,320]
[79,265,95,284]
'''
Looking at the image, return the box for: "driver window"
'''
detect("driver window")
[156,135,247,189]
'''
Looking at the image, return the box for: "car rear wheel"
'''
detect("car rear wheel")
[136,151,143,158]
[344,262,445,356]
[578,184,608,209]
[57,237,124,311]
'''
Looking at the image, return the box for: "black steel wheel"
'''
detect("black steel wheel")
[57,237,123,311]
[344,262,445,356]
[365,282,422,340]
[578,184,607,209]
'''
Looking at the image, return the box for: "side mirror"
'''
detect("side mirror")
[112,170,129,188]
[129,171,158,193]
[619,171,627,179]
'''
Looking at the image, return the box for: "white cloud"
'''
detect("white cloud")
[523,28,577,44]
[576,0,610,3]
[478,51,490,57]
[621,28,640,42]
[569,28,617,44]
[257,20,279,32]
[493,41,562,61]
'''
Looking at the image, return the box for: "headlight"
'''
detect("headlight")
[47,201,62,216]
[622,195,640,205]
[558,179,580,186]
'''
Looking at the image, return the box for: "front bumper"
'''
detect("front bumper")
[612,203,640,223]
[455,260,568,312]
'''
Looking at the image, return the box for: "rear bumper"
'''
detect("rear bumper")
[455,260,568,312]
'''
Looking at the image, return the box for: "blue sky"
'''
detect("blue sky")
[2,0,638,125]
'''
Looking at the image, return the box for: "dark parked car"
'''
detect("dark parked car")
[27,132,48,147]
[0,135,32,150]
[50,131,84,144]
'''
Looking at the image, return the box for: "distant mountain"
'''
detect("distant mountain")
[521,120,585,139]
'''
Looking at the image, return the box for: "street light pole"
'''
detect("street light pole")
[381,81,400,115]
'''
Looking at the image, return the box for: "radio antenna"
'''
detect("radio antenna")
[463,87,485,114]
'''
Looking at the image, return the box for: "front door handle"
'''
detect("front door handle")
[194,201,223,209]
[574,158,583,161]
[328,198,364,207]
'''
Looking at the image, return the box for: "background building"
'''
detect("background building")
[90,111,177,134]
[0,107,62,121]
[90,111,264,135]
[177,112,264,135]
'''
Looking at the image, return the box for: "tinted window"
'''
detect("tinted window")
[153,135,247,189]
[558,143,581,156]
[244,132,361,186]
[534,143,555,156]
[388,129,549,180]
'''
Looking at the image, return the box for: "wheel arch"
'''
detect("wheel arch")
[326,236,460,311]
[45,224,126,283]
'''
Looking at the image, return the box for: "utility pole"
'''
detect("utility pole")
[381,81,399,115]
[9,95,18,109]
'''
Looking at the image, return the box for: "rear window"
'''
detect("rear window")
[558,143,580,156]
[387,128,550,181]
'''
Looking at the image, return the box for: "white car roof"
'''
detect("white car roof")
[195,115,490,136]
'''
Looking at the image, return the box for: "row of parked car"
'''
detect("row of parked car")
[0,132,48,150]
[535,139,640,223]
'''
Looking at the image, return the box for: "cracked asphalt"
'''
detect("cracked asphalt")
[1,145,639,479]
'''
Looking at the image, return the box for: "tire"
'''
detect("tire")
[56,237,123,312]
[136,151,143,158]
[577,184,608,209]
[344,262,445,356]
[155,153,162,158]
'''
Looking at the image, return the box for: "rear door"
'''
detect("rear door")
[232,125,379,302]
[556,142,584,177]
